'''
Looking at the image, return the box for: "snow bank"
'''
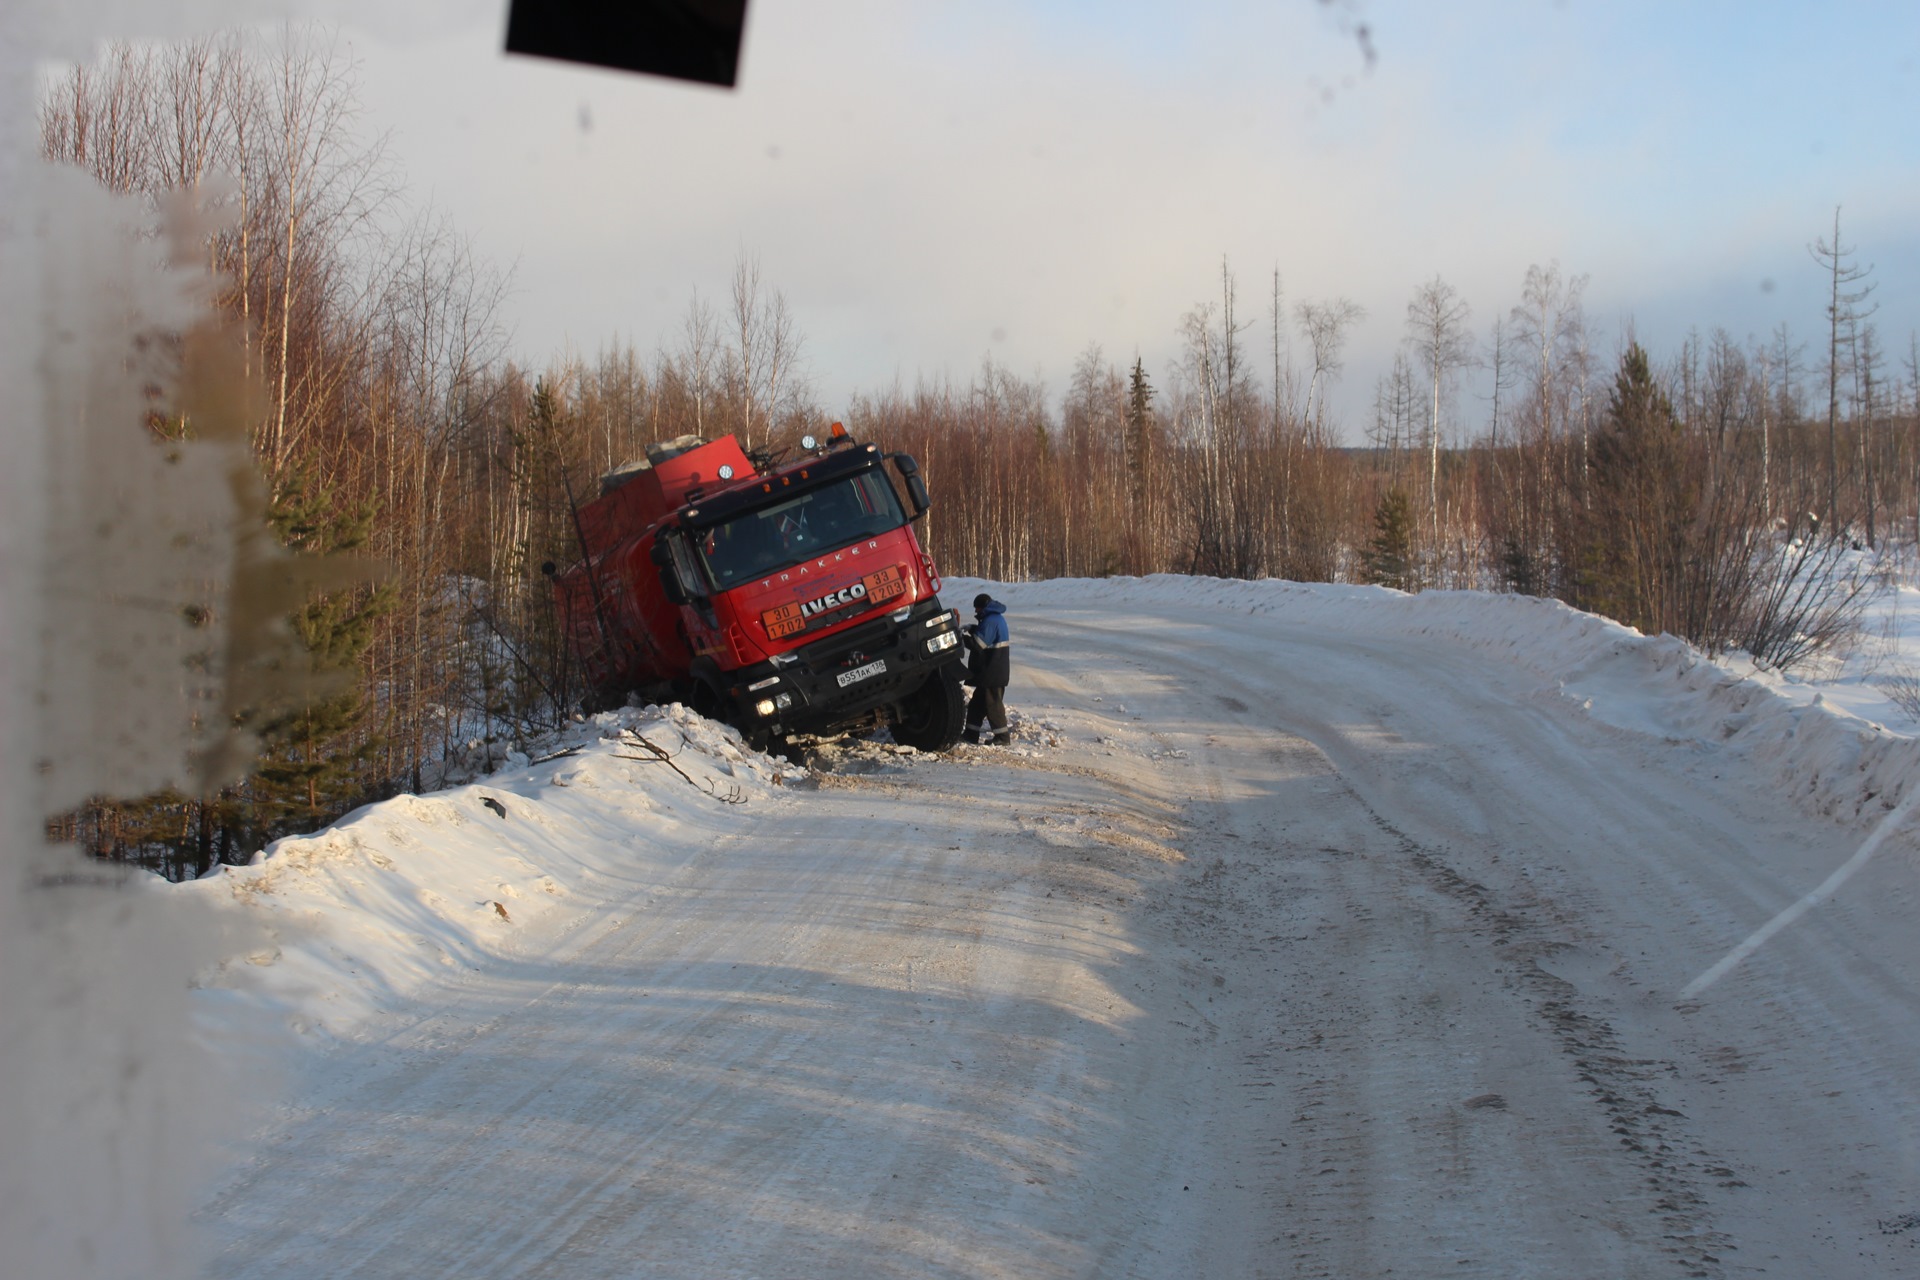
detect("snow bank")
[188,703,806,1044]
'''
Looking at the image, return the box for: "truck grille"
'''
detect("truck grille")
[798,617,892,667]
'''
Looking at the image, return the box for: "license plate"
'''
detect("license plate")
[837,658,886,688]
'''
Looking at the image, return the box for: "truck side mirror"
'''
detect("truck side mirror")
[650,538,692,606]
[892,454,931,518]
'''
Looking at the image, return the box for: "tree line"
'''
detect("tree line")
[40,30,1913,878]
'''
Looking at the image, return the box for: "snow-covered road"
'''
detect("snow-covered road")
[198,581,1920,1278]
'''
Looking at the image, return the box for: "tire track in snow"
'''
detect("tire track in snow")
[1023,607,1734,1277]
[1025,598,1920,1278]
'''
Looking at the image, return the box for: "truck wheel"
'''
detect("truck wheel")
[741,725,798,760]
[892,667,967,752]
[690,679,725,722]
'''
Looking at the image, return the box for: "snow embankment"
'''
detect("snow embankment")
[188,704,805,1044]
[992,575,1920,832]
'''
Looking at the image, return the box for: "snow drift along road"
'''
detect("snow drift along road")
[193,577,1920,1278]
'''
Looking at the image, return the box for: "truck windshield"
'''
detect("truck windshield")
[696,469,908,588]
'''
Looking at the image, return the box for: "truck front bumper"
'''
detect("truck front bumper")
[723,598,964,735]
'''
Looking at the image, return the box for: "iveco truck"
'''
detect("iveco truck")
[545,425,967,754]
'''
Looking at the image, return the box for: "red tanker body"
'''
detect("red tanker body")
[546,426,967,754]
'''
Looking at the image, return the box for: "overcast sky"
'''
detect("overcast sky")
[341,0,1920,438]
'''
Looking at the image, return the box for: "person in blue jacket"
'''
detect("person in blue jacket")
[961,593,1012,745]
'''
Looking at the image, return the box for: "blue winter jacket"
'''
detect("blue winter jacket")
[966,600,1011,687]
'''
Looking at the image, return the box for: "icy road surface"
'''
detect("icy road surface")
[201,581,1920,1278]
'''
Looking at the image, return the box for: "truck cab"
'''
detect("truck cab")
[551,427,967,753]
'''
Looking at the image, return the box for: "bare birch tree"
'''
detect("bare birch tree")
[677,289,722,438]
[727,253,805,451]
[1404,275,1474,550]
[1296,298,1364,434]
[1810,207,1875,532]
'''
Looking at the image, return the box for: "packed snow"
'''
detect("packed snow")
[79,577,1920,1274]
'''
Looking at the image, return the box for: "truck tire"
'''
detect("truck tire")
[754,731,799,763]
[891,667,967,752]
[690,678,725,722]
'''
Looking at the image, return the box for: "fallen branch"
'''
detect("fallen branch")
[612,732,747,805]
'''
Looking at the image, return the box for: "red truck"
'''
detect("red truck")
[544,426,968,754]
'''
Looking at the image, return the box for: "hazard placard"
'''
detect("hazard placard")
[761,600,806,640]
[862,565,907,601]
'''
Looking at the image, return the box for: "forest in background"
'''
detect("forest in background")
[38,30,1919,877]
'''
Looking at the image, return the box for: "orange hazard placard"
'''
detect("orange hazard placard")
[761,600,806,639]
[862,565,907,601]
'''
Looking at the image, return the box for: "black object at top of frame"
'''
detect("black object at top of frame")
[506,0,748,88]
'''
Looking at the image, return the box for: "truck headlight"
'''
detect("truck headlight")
[926,631,959,654]
[754,698,778,717]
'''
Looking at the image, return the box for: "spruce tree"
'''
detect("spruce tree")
[1362,487,1417,591]
[1124,359,1155,572]
[1581,343,1687,633]
[247,463,395,832]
